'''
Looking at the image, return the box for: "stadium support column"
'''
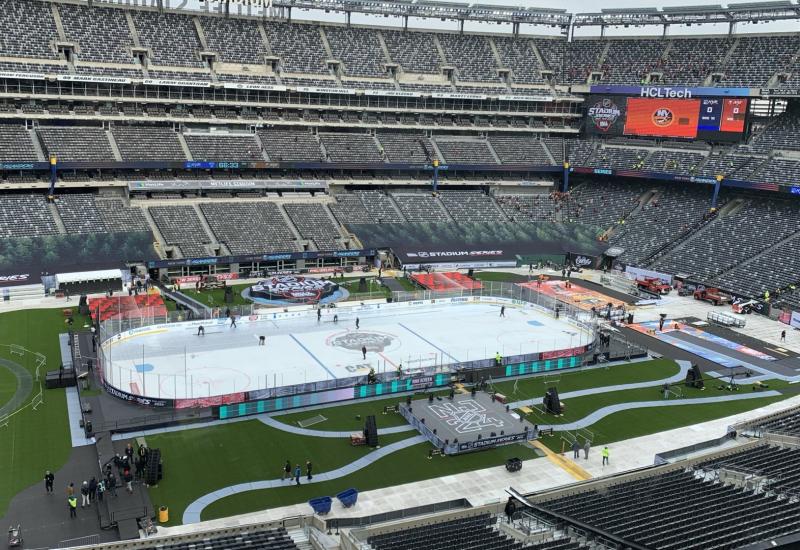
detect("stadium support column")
[712,175,723,209]
[47,155,57,202]
[562,162,570,193]
[431,158,440,193]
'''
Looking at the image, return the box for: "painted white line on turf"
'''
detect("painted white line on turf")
[181,434,428,524]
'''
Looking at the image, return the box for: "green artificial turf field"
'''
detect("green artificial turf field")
[181,283,252,307]
[146,420,413,525]
[523,378,791,426]
[200,440,539,522]
[568,392,792,450]
[0,367,18,409]
[274,394,432,431]
[144,356,800,524]
[491,359,680,400]
[0,308,73,517]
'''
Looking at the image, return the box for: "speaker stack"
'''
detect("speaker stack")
[364,415,379,447]
[543,387,562,415]
[685,365,705,389]
[144,449,163,486]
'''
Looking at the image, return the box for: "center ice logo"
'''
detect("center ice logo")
[428,400,504,434]
[328,331,397,352]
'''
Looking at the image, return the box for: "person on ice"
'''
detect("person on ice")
[197,325,204,336]
[500,306,505,317]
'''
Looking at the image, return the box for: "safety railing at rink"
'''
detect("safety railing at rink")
[96,281,600,405]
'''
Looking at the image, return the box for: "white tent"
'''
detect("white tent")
[55,269,124,286]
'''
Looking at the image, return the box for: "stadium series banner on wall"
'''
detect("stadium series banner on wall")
[349,222,606,266]
[0,232,155,286]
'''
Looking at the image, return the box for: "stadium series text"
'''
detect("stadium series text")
[640,87,693,99]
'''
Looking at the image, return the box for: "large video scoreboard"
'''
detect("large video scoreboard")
[585,87,749,142]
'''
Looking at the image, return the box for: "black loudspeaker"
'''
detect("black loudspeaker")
[364,415,379,447]
[685,365,704,389]
[79,295,89,316]
[544,387,561,415]
[145,449,162,485]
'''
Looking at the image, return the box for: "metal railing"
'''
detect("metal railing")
[96,281,599,403]
[329,498,471,531]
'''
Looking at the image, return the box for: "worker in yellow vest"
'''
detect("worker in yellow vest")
[68,495,78,518]
[602,446,610,466]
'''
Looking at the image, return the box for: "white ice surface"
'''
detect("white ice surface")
[103,302,591,399]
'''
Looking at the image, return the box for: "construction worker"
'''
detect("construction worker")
[602,446,610,466]
[495,352,502,366]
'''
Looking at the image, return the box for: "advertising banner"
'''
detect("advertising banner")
[791,311,800,329]
[147,249,375,269]
[589,85,753,98]
[0,232,155,287]
[624,266,672,285]
[350,222,606,266]
[568,252,600,269]
[128,179,327,191]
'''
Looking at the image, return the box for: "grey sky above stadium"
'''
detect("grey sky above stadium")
[134,0,798,35]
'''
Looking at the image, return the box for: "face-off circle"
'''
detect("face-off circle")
[249,276,339,303]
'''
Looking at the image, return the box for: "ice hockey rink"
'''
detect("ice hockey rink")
[100,299,593,400]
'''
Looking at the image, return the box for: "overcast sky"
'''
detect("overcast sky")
[121,0,799,36]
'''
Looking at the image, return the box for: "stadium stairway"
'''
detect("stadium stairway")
[48,202,67,234]
[277,202,306,243]
[106,130,124,162]
[714,37,743,80]
[287,528,314,550]
[176,133,193,161]
[485,139,503,164]
[648,198,744,269]
[710,226,800,288]
[193,204,229,256]
[428,138,446,164]
[140,207,170,258]
[28,128,47,161]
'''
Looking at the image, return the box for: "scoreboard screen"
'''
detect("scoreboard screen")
[585,95,749,142]
[624,98,701,139]
[697,98,747,139]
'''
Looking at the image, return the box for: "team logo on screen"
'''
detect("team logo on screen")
[652,108,675,127]
[587,98,621,132]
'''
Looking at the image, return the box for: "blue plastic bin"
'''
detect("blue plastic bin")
[309,496,332,515]
[336,488,359,508]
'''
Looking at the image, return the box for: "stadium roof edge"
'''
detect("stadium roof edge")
[82,0,800,29]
